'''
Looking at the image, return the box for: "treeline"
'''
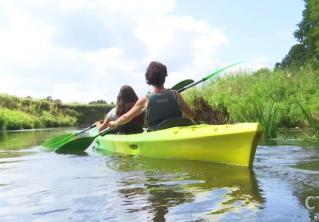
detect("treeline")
[276,0,319,68]
[0,94,112,130]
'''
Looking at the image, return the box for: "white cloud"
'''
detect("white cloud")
[134,15,228,83]
[0,73,19,93]
[0,6,56,66]
[58,0,175,15]
[242,57,271,70]
[0,0,230,103]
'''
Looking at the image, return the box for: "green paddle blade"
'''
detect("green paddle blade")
[53,128,110,154]
[170,79,194,91]
[42,124,96,150]
[54,136,96,154]
[42,133,74,149]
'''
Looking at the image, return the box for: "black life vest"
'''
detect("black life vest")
[146,90,182,130]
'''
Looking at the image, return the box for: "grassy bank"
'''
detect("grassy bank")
[184,65,319,138]
[0,94,112,130]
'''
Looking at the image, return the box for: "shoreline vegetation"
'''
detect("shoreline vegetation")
[1,64,318,139]
[184,64,319,139]
[0,94,112,131]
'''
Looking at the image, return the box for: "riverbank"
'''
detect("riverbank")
[184,65,319,138]
[0,94,112,130]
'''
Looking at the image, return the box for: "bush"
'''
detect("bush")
[0,117,4,130]
[0,93,109,130]
[184,66,319,138]
[39,111,76,127]
[0,108,37,130]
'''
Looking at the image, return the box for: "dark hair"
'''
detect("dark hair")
[145,61,167,87]
[116,85,138,116]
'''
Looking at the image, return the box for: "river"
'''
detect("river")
[0,129,318,221]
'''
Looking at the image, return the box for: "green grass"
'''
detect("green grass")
[184,65,319,138]
[252,101,280,138]
[0,94,111,130]
[0,108,40,130]
[297,101,319,137]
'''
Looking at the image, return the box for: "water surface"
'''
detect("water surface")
[0,129,318,221]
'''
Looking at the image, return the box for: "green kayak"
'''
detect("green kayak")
[93,123,262,167]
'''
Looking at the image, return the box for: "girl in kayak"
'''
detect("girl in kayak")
[96,85,144,134]
[109,61,196,131]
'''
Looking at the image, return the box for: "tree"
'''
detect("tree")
[275,44,307,69]
[295,0,319,58]
[54,99,62,105]
[88,100,107,105]
[277,0,319,68]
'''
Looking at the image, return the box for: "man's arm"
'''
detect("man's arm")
[109,97,147,128]
[176,92,196,119]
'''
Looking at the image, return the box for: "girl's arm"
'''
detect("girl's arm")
[96,107,117,131]
[95,117,110,132]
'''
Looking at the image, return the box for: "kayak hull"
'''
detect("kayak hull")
[93,123,262,167]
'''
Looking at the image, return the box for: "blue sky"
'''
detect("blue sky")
[0,0,304,103]
[175,0,304,63]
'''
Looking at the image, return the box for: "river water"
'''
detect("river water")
[0,129,318,222]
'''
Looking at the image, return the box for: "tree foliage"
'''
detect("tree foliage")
[277,0,319,68]
[88,100,108,105]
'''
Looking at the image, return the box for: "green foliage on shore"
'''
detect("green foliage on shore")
[0,108,42,130]
[184,65,319,138]
[297,101,319,138]
[277,0,319,68]
[0,94,112,130]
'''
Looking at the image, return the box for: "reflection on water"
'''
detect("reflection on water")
[105,156,264,221]
[0,129,318,221]
[0,129,72,160]
[0,128,72,149]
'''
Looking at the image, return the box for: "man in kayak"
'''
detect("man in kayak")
[96,85,144,134]
[109,61,196,131]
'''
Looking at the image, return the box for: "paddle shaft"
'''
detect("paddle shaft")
[177,62,242,93]
[177,78,205,93]
[75,123,96,136]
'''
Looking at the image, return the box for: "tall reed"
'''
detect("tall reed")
[297,101,319,137]
[252,101,280,138]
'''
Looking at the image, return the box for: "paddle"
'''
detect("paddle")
[170,79,194,91]
[54,127,113,154]
[177,62,242,93]
[42,122,97,149]
[49,62,242,154]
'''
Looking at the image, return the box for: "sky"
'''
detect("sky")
[0,0,305,103]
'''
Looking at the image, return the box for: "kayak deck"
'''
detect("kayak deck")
[93,123,262,167]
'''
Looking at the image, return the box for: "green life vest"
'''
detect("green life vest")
[146,90,182,130]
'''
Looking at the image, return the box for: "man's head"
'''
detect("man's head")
[145,61,167,87]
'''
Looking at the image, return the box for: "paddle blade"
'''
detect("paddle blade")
[170,79,194,91]
[42,133,74,149]
[54,136,96,154]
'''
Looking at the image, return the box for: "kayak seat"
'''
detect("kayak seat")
[155,117,193,131]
